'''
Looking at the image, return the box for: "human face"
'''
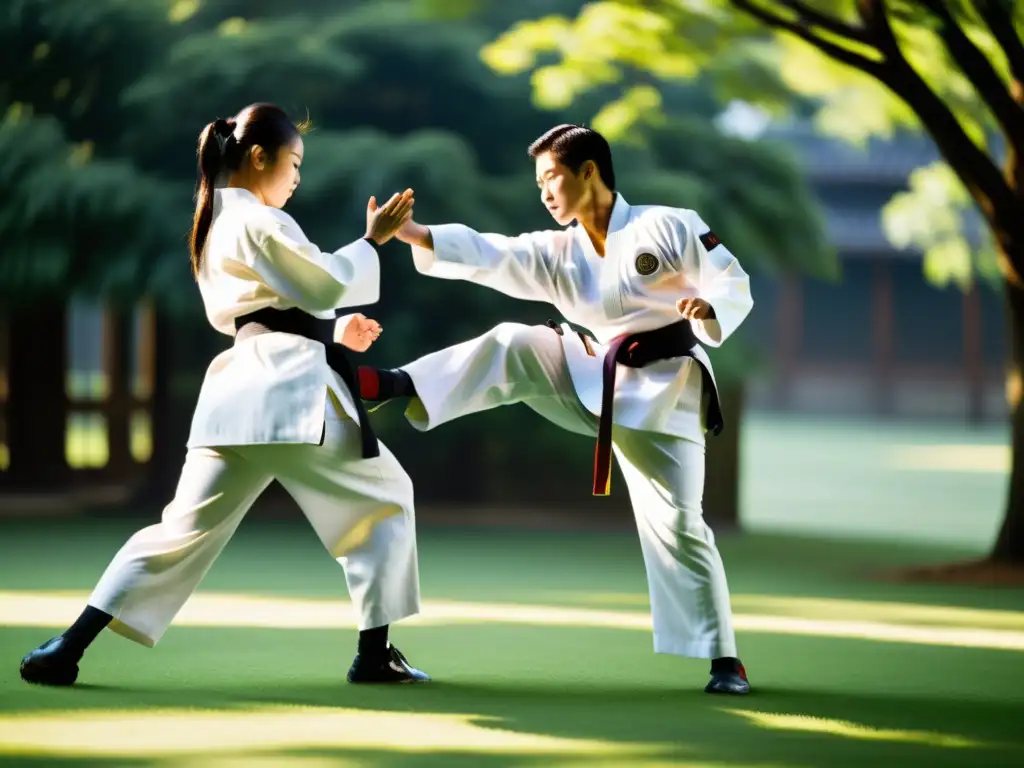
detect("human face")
[535,150,587,227]
[251,136,303,209]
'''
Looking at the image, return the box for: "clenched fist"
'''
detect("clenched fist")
[336,313,382,352]
[677,297,714,321]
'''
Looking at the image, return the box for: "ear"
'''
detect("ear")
[582,160,596,181]
[250,144,267,171]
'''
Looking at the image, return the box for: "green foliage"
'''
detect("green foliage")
[0,0,842,497]
[477,0,1021,291]
[438,1,837,285]
[0,0,173,144]
[477,1,782,137]
[0,105,177,307]
[881,161,999,290]
[3,0,831,304]
[623,118,836,281]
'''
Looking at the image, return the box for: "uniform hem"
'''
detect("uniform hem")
[403,398,432,431]
[102,616,158,648]
[358,605,421,632]
[653,634,736,659]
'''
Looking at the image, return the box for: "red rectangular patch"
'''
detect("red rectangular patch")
[700,231,721,250]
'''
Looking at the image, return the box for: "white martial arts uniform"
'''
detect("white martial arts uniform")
[87,187,420,647]
[401,193,752,658]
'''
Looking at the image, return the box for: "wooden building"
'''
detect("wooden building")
[746,120,1006,422]
[0,300,158,501]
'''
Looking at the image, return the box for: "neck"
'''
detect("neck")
[577,188,616,256]
[225,174,266,206]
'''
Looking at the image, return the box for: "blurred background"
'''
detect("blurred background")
[3,2,1024,764]
[0,0,1018,558]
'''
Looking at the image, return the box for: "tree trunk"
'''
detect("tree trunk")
[987,128,1024,564]
[991,279,1024,562]
[704,383,744,532]
[103,307,132,479]
[133,310,187,507]
[4,303,69,490]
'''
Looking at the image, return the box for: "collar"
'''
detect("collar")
[215,186,262,207]
[608,192,631,234]
[569,193,630,230]
[574,192,630,258]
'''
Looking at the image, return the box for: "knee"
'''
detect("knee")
[646,496,708,548]
[491,321,531,349]
[375,454,415,514]
[394,473,415,514]
[381,461,416,519]
[491,322,560,363]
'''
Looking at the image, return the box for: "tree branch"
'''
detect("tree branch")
[918,0,1024,147]
[889,71,1023,266]
[853,2,1020,229]
[975,0,1024,85]
[776,0,872,43]
[739,0,1023,261]
[730,0,885,76]
[855,0,901,53]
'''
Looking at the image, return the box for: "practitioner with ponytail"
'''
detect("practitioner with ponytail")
[19,103,429,687]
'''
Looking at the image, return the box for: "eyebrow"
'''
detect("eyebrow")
[290,151,302,160]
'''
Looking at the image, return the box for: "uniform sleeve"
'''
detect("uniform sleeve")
[409,223,561,303]
[671,211,753,348]
[238,212,380,313]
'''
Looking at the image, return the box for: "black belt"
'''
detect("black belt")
[233,307,379,459]
[550,319,723,495]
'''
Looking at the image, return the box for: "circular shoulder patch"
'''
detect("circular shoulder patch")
[635,252,660,276]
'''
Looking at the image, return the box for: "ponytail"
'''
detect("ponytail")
[188,104,302,276]
[189,118,236,276]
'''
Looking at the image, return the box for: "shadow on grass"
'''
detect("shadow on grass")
[2,520,1023,767]
[2,679,1020,768]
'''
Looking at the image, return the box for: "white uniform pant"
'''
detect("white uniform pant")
[403,322,737,659]
[87,395,420,648]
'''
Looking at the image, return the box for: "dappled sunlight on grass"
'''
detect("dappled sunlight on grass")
[727,709,991,749]
[2,590,1024,652]
[887,444,1008,474]
[733,595,1024,629]
[1,522,1022,768]
[575,592,1024,630]
[172,762,769,768]
[177,760,363,768]
[0,706,671,761]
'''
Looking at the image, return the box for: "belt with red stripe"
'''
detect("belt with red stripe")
[234,307,380,459]
[554,319,723,496]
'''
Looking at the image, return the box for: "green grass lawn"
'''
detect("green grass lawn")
[1,519,1023,767]
[740,413,1010,550]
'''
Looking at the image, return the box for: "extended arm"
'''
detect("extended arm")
[228,213,380,313]
[402,220,562,303]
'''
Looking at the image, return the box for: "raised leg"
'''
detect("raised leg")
[398,322,589,433]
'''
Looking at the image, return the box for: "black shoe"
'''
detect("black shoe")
[347,645,430,684]
[20,636,81,687]
[705,658,750,695]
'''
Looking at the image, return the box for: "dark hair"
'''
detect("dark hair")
[527,124,616,191]
[190,103,309,276]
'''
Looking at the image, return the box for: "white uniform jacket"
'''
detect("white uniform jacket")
[410,194,754,442]
[186,187,379,448]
